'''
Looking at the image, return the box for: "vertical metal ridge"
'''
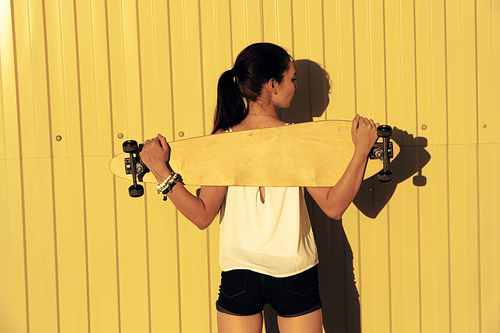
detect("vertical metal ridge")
[70,1,93,331]
[320,0,326,75]
[350,0,363,314]
[165,0,176,140]
[473,0,483,329]
[367,0,374,115]
[260,0,264,41]
[205,227,213,333]
[381,0,388,123]
[290,0,295,54]
[196,0,212,328]
[8,1,31,331]
[103,0,123,330]
[228,0,233,60]
[443,2,453,329]
[132,1,153,328]
[381,3,393,329]
[70,0,93,330]
[175,210,183,333]
[274,0,280,44]
[135,2,153,330]
[134,0,145,142]
[41,0,62,331]
[412,0,424,329]
[143,202,153,333]
[104,0,117,157]
[473,0,480,146]
[333,0,342,118]
[164,1,182,330]
[196,0,207,135]
[150,0,159,128]
[351,0,358,117]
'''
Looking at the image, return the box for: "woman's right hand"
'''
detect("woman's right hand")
[139,134,172,183]
[351,114,379,157]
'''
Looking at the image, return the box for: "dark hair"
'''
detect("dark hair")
[212,43,292,134]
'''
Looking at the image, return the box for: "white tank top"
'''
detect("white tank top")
[219,186,319,277]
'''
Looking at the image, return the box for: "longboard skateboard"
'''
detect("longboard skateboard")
[109,120,399,197]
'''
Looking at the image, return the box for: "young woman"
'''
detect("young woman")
[140,43,379,333]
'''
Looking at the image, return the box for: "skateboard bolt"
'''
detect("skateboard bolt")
[117,133,124,139]
[178,131,185,138]
[421,124,427,130]
[55,135,63,142]
[482,124,487,128]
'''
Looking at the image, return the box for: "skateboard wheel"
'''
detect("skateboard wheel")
[377,125,392,138]
[377,170,393,182]
[129,184,144,197]
[123,140,139,153]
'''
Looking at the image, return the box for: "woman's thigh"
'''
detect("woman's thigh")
[217,311,263,333]
[277,308,323,333]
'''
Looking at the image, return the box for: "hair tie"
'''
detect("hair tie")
[230,68,239,84]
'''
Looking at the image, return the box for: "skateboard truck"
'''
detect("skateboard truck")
[122,140,149,197]
[369,125,393,182]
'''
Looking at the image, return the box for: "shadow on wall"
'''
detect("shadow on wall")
[264,59,430,332]
[353,131,430,218]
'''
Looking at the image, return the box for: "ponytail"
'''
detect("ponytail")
[212,69,247,134]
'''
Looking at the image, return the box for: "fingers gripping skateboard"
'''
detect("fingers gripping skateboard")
[369,125,393,182]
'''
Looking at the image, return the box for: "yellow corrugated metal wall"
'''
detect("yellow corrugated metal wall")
[0,0,498,332]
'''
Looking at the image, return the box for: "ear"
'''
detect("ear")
[268,78,278,94]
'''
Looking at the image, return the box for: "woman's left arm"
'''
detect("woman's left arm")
[306,115,379,220]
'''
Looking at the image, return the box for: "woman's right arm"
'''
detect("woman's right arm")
[306,115,379,220]
[140,134,227,230]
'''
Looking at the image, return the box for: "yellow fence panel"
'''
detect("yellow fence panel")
[418,145,452,332]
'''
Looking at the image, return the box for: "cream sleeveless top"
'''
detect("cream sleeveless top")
[219,186,319,277]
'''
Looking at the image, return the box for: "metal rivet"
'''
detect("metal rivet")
[421,124,428,130]
[55,135,63,142]
[117,133,124,139]
[178,131,185,138]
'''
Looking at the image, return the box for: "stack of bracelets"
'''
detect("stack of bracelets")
[157,172,183,201]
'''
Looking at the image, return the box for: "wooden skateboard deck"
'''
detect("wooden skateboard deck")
[109,120,399,195]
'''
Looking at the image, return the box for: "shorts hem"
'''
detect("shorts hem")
[277,301,322,318]
[216,301,262,317]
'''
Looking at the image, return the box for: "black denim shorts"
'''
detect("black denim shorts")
[216,265,322,318]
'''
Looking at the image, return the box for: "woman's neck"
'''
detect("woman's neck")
[247,99,278,118]
[229,100,284,131]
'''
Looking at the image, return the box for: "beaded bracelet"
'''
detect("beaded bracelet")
[157,173,183,201]
[157,173,174,194]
